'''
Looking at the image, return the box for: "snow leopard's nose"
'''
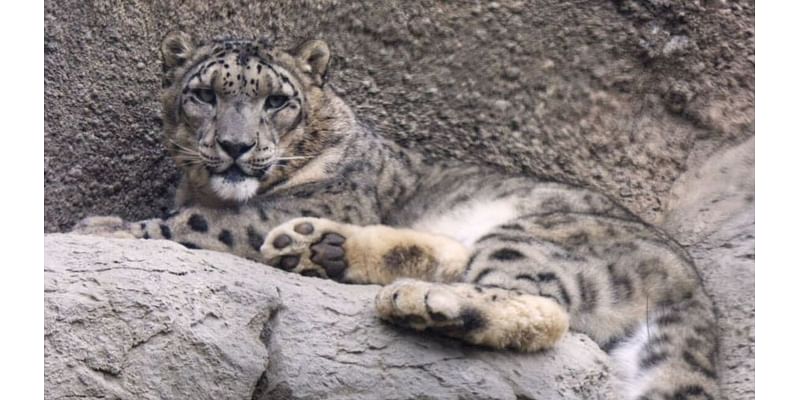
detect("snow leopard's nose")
[217,139,255,160]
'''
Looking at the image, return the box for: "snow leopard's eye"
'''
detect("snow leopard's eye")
[265,95,289,110]
[191,88,217,105]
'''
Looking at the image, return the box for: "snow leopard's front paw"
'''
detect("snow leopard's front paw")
[261,217,351,280]
[72,216,140,239]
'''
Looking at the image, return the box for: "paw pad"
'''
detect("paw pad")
[294,222,314,235]
[269,254,300,271]
[273,234,293,249]
[261,218,350,280]
[310,233,348,279]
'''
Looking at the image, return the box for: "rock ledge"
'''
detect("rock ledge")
[45,233,618,400]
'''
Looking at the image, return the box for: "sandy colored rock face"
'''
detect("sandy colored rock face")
[44,0,753,232]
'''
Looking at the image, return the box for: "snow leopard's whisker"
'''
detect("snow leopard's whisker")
[173,155,203,163]
[173,152,204,160]
[275,156,314,161]
[169,139,202,155]
[175,160,204,168]
[176,161,204,167]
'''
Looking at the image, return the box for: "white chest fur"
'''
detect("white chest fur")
[411,198,518,248]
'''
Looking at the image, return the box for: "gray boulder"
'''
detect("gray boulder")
[45,234,618,400]
[661,137,755,399]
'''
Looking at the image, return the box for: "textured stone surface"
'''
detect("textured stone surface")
[688,210,754,400]
[661,137,755,399]
[45,234,618,400]
[44,0,754,232]
[660,136,755,244]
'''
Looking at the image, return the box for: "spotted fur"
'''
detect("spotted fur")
[74,32,720,399]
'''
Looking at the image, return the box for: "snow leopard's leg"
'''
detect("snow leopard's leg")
[73,205,323,263]
[261,217,470,283]
[261,216,570,352]
[74,207,282,259]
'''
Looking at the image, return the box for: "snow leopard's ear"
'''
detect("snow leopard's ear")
[293,39,331,86]
[161,31,195,70]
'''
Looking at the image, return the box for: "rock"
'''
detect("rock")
[660,137,755,246]
[659,137,755,399]
[45,234,619,400]
[685,208,754,400]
